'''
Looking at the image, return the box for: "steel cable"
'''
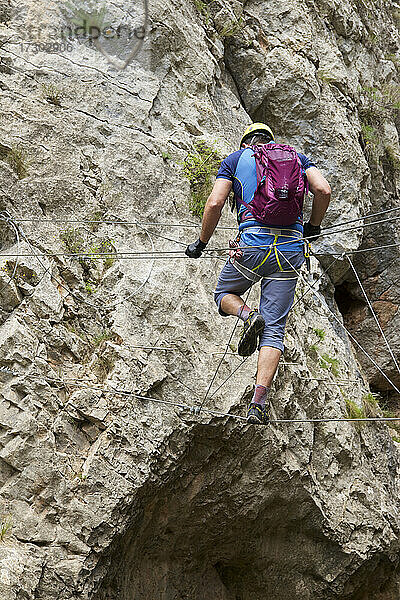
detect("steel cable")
[276,247,400,395]
[10,204,400,231]
[322,205,400,231]
[3,367,399,425]
[4,210,400,418]
[1,368,397,425]
[198,286,254,413]
[316,242,400,256]
[15,217,156,311]
[0,212,20,297]
[3,212,400,259]
[347,255,400,375]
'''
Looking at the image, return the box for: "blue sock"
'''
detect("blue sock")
[237,304,252,321]
[252,385,269,407]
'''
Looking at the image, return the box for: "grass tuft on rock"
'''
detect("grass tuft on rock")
[383,408,400,436]
[319,353,340,376]
[41,83,62,106]
[383,143,400,175]
[219,16,244,38]
[92,328,113,347]
[313,328,325,341]
[362,392,379,417]
[60,229,116,272]
[0,515,12,542]
[359,84,400,166]
[89,238,117,269]
[360,123,381,163]
[6,146,30,179]
[345,393,380,429]
[345,398,365,420]
[60,229,85,255]
[193,0,209,21]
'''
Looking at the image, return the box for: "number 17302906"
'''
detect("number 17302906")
[20,41,73,54]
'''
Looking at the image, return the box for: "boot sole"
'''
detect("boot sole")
[247,415,261,424]
[238,315,265,357]
[247,415,269,425]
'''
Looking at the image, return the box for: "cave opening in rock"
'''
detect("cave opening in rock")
[334,281,366,327]
[334,282,400,404]
[370,384,400,412]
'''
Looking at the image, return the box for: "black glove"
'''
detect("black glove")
[185,238,207,259]
[303,221,321,241]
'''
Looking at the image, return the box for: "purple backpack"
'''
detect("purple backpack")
[240,144,308,226]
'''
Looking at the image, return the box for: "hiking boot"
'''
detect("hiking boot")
[247,402,269,425]
[238,310,265,357]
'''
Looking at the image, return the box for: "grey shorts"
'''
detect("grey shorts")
[214,246,305,352]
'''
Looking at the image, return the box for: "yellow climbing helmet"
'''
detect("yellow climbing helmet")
[240,123,275,147]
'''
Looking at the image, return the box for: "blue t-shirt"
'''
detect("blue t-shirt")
[216,143,316,251]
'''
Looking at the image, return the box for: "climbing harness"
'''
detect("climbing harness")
[229,228,301,282]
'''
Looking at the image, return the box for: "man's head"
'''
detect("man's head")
[240,123,275,148]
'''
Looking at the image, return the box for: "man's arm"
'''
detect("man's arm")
[199,178,232,243]
[305,166,331,226]
[185,178,232,258]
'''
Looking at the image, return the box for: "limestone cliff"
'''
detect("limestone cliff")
[0,0,400,598]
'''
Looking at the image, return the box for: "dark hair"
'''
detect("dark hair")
[243,133,273,146]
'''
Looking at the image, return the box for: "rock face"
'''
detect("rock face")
[1,0,400,598]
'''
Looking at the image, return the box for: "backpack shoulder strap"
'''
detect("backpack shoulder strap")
[233,147,258,212]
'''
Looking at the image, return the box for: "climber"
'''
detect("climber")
[185,123,331,424]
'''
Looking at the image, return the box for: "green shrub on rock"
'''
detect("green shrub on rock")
[183,140,222,218]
